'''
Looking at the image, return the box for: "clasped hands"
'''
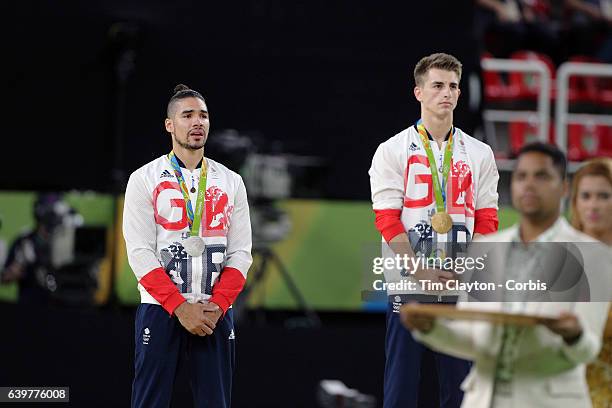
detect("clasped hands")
[174,301,223,336]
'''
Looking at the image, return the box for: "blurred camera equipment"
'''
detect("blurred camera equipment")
[27,193,105,306]
[207,129,323,327]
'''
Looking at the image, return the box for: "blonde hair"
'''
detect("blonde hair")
[570,157,612,231]
[414,53,462,87]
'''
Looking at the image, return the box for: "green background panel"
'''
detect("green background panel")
[246,200,379,310]
[0,191,115,301]
[239,202,523,311]
[1,191,523,310]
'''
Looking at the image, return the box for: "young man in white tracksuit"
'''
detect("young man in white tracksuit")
[369,53,500,408]
[123,84,252,408]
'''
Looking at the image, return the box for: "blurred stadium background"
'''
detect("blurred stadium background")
[2,0,610,407]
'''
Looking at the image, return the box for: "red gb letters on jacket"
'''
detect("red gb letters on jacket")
[153,182,233,236]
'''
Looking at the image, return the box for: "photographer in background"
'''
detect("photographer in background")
[0,193,81,305]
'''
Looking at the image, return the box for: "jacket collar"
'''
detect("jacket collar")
[172,152,203,169]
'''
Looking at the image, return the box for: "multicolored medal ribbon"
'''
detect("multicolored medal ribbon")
[168,151,208,256]
[416,120,454,234]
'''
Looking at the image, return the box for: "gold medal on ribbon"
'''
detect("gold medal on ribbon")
[415,121,455,235]
[431,211,453,234]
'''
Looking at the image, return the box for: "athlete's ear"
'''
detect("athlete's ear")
[165,118,174,133]
[414,86,422,102]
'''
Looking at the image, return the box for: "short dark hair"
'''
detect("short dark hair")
[166,84,206,117]
[414,53,462,87]
[516,142,567,179]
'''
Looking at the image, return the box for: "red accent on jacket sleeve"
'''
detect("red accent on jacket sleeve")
[474,208,499,235]
[374,209,406,242]
[139,267,186,315]
[209,267,246,314]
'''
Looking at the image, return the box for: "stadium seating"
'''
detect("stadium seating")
[567,56,600,106]
[482,52,521,103]
[508,50,556,101]
[483,50,611,160]
[567,123,612,161]
[509,121,555,157]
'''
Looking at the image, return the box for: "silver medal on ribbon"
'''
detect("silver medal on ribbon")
[183,236,205,257]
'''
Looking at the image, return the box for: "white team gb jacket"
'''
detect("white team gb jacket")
[369,125,499,297]
[123,154,253,307]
